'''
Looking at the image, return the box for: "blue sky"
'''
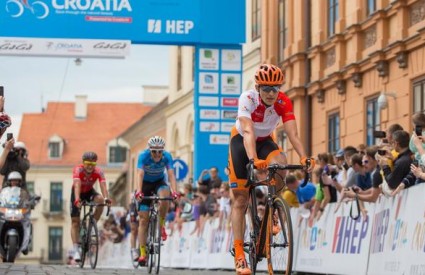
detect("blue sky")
[0,44,170,139]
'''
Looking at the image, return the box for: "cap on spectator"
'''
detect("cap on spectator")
[335,148,344,158]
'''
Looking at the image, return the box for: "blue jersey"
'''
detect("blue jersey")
[137,149,174,182]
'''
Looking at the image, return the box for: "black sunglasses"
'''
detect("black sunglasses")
[151,150,163,154]
[260,85,280,93]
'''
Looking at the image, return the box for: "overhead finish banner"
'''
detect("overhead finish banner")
[0,37,130,58]
[0,0,245,45]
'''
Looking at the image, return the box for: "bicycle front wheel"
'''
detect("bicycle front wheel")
[79,220,88,268]
[269,197,293,275]
[87,218,99,269]
[147,215,161,274]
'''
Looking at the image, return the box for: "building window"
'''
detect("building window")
[109,146,127,163]
[277,129,287,152]
[278,0,287,63]
[177,46,182,91]
[328,113,340,153]
[367,0,376,16]
[48,142,60,158]
[50,182,63,212]
[48,227,63,261]
[413,78,425,113]
[328,0,339,37]
[252,0,261,41]
[366,97,381,146]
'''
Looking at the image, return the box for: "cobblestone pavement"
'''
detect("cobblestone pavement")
[0,264,239,275]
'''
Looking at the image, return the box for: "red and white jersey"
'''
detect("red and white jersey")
[236,89,295,138]
[72,164,106,193]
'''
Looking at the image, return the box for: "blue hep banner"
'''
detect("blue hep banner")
[193,44,242,181]
[0,0,245,45]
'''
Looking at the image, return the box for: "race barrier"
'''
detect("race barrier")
[161,184,425,275]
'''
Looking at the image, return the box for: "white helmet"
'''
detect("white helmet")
[14,141,26,150]
[147,136,165,149]
[8,171,22,181]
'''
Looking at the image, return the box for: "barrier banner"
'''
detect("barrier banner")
[206,219,234,269]
[169,222,193,268]
[190,220,211,269]
[368,186,425,275]
[296,201,373,275]
[404,185,425,275]
[160,184,425,274]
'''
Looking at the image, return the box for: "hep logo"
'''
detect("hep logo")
[148,19,162,33]
[6,0,49,19]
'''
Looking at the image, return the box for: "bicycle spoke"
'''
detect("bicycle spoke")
[269,197,293,275]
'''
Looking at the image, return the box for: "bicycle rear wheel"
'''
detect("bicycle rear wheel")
[87,218,99,269]
[269,197,293,274]
[79,220,88,268]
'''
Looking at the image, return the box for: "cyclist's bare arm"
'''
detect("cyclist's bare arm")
[167,168,177,193]
[239,116,258,160]
[282,120,307,158]
[137,169,145,193]
[98,180,109,199]
[73,179,82,201]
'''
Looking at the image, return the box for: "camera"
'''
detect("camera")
[415,125,422,137]
[373,130,386,138]
[342,162,349,170]
[378,149,386,156]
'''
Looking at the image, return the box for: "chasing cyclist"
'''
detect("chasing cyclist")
[228,64,315,274]
[70,151,111,262]
[135,136,178,266]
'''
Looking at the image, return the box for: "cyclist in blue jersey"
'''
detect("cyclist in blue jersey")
[135,136,178,265]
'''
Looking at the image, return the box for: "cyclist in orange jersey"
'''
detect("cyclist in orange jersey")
[227,64,315,275]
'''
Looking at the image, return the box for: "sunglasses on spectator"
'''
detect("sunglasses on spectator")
[260,85,280,93]
[83,161,97,166]
[151,149,163,154]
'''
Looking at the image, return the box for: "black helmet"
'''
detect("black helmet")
[82,151,98,162]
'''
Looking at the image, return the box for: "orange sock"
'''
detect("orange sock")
[234,239,244,259]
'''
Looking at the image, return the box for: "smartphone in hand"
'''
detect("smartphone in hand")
[415,125,422,137]
[6,133,13,141]
[0,86,4,97]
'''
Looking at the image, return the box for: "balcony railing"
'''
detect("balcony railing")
[41,199,67,219]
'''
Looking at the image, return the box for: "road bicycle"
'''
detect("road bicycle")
[78,201,110,269]
[139,195,173,274]
[244,161,308,275]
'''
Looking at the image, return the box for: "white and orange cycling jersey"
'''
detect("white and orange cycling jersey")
[236,89,296,139]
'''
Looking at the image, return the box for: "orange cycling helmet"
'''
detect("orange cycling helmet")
[255,64,285,86]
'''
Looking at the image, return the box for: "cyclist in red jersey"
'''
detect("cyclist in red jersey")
[228,64,315,274]
[70,151,111,261]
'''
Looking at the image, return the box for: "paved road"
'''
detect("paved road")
[0,264,245,275]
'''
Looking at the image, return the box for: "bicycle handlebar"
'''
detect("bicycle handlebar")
[246,161,310,187]
[138,196,174,202]
[80,201,111,217]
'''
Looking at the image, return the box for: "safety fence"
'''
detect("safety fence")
[161,184,425,275]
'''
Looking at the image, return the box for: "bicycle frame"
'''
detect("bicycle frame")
[79,201,110,269]
[138,195,173,274]
[245,163,307,275]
